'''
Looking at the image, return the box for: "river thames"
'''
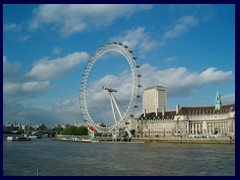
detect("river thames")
[3,137,235,176]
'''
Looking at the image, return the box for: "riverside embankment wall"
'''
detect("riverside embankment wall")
[131,137,235,144]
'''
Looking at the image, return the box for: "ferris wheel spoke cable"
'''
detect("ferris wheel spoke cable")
[111,93,126,119]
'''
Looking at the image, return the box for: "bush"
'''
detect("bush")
[61,126,88,135]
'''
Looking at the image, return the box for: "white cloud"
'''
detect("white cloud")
[54,97,80,114]
[3,102,62,126]
[87,70,132,103]
[3,81,51,101]
[221,93,235,105]
[161,15,198,45]
[4,22,30,42]
[3,56,234,126]
[111,27,158,55]
[4,23,18,31]
[3,54,91,125]
[3,56,52,102]
[29,4,153,36]
[3,56,84,125]
[52,47,62,55]
[20,35,30,41]
[78,63,233,125]
[27,51,89,80]
[199,68,232,83]
[3,96,84,126]
[52,97,83,124]
[140,64,232,97]
[81,70,134,125]
[3,56,22,82]
[164,56,177,63]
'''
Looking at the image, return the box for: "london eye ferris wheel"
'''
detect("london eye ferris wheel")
[79,42,141,137]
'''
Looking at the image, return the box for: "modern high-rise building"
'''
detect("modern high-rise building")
[142,86,167,114]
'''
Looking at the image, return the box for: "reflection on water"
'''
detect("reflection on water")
[3,138,235,176]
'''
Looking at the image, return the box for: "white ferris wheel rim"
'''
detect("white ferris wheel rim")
[79,42,141,133]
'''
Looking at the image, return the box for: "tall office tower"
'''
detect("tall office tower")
[142,86,167,114]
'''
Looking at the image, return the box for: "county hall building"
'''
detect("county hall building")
[136,86,235,138]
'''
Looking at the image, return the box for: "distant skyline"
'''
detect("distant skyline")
[3,4,235,126]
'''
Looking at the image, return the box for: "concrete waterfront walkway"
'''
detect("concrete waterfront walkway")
[131,136,235,144]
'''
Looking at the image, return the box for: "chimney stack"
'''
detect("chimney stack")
[162,107,165,116]
[176,105,180,114]
[155,108,158,117]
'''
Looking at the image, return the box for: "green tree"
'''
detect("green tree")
[52,127,63,134]
[37,124,48,131]
[99,123,106,127]
[61,126,88,135]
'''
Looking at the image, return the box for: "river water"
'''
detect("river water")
[3,137,235,176]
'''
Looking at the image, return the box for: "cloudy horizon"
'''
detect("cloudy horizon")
[3,4,235,126]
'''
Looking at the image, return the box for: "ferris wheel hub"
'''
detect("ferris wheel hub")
[102,86,117,92]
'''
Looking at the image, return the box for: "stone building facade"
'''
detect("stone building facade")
[136,91,235,138]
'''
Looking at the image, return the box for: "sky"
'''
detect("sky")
[3,4,235,127]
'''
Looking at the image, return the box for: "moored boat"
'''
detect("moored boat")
[7,136,15,141]
[91,139,100,143]
[79,139,91,143]
[6,136,31,141]
[16,136,31,141]
[29,135,41,139]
